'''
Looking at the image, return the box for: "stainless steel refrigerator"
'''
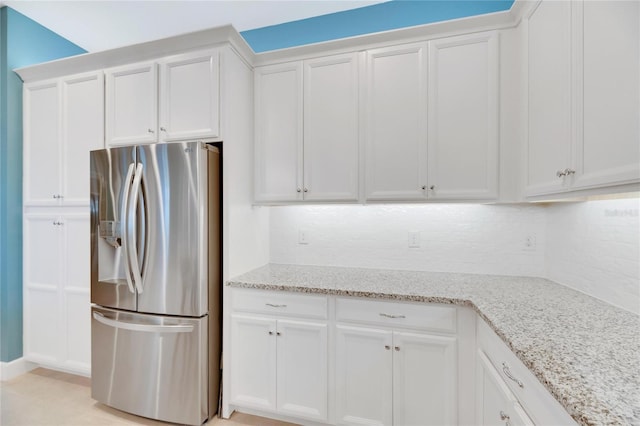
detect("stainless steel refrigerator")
[89,141,221,426]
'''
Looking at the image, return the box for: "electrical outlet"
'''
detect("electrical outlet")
[298,229,309,245]
[408,231,421,248]
[523,234,537,251]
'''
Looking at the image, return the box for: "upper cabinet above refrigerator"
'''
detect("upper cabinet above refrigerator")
[105,49,221,147]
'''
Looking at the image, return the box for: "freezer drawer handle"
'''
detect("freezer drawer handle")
[93,312,194,333]
[265,303,287,308]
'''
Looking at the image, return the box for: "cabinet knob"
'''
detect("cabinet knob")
[303,188,308,193]
[430,185,435,190]
[296,188,302,193]
[421,185,426,190]
[384,345,391,350]
[268,331,274,335]
[394,346,400,351]
[148,129,154,134]
[500,411,510,421]
[276,332,281,336]
[566,169,575,175]
[160,127,166,132]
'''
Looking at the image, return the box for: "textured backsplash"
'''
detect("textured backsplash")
[269,199,639,314]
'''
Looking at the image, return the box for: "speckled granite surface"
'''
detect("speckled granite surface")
[227,263,640,426]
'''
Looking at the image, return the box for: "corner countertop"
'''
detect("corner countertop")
[227,263,640,426]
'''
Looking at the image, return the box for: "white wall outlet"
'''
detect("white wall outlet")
[408,231,421,248]
[298,229,309,245]
[523,234,537,251]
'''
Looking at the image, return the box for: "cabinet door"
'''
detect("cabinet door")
[254,62,303,202]
[24,80,61,206]
[276,320,328,421]
[230,315,277,411]
[393,331,457,426]
[105,62,158,146]
[476,350,534,426]
[159,50,220,141]
[335,325,393,426]
[428,33,498,200]
[574,0,640,189]
[61,214,91,373]
[303,53,359,201]
[525,0,572,196]
[23,214,62,364]
[365,43,428,201]
[61,71,104,205]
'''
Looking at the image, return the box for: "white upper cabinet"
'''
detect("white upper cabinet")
[428,32,499,200]
[254,62,303,203]
[105,49,220,147]
[525,0,572,196]
[525,0,639,197]
[105,62,158,146]
[24,80,61,207]
[159,50,220,141]
[24,71,104,206]
[303,54,359,202]
[364,42,429,201]
[574,0,639,189]
[255,53,359,203]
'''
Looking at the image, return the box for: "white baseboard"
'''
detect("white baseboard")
[0,358,37,382]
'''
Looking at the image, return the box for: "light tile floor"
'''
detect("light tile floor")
[0,368,297,426]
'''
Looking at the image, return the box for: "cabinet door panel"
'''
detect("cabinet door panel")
[160,50,220,141]
[393,331,457,426]
[335,325,393,426]
[303,53,359,201]
[575,0,640,188]
[429,33,498,200]
[63,215,90,292]
[276,320,328,421]
[105,62,157,146]
[254,63,303,202]
[64,291,91,373]
[365,43,428,201]
[24,81,61,206]
[230,315,277,411]
[526,1,572,195]
[62,72,104,205]
[23,215,62,363]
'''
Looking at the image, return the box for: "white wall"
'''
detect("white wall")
[270,204,546,276]
[546,198,640,314]
[269,198,640,314]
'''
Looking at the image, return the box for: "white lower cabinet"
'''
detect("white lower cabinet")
[230,312,328,422]
[335,326,457,426]
[477,350,533,426]
[476,319,576,426]
[23,212,91,375]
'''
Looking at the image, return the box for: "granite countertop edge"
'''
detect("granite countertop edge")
[227,265,640,426]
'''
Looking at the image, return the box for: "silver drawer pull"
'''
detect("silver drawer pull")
[265,303,287,308]
[379,313,406,319]
[502,362,524,388]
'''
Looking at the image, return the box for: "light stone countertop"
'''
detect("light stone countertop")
[227,263,640,426]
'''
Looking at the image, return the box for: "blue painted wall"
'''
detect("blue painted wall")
[241,0,514,53]
[0,6,85,363]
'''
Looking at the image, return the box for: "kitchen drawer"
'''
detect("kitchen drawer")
[232,289,328,320]
[477,319,576,425]
[336,297,456,333]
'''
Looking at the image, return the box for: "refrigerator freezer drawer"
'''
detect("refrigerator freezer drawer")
[91,306,208,425]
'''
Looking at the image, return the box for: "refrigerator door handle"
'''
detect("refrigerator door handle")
[93,312,194,333]
[121,163,136,294]
[127,162,144,294]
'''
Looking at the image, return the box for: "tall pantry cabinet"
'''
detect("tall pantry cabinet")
[23,71,104,374]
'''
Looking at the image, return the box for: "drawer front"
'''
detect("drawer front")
[232,289,328,319]
[477,319,576,425]
[336,297,457,333]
